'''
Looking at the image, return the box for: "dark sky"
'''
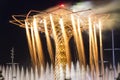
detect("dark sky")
[0,0,120,66]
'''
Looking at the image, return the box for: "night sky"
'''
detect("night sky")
[0,0,120,67]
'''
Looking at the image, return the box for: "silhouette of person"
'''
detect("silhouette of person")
[0,70,4,80]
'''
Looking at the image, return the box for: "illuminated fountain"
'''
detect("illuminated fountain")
[10,5,109,80]
[0,62,120,80]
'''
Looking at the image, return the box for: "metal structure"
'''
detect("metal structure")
[10,5,109,80]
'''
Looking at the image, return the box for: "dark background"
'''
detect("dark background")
[0,0,120,67]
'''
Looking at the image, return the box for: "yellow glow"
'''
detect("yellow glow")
[89,17,99,79]
[43,19,54,64]
[71,14,86,67]
[88,17,94,71]
[99,20,104,79]
[93,24,99,76]
[49,14,57,44]
[77,18,86,67]
[30,27,37,65]
[59,18,71,68]
[33,17,45,67]
[25,21,34,65]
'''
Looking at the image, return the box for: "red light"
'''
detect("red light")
[60,4,64,7]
